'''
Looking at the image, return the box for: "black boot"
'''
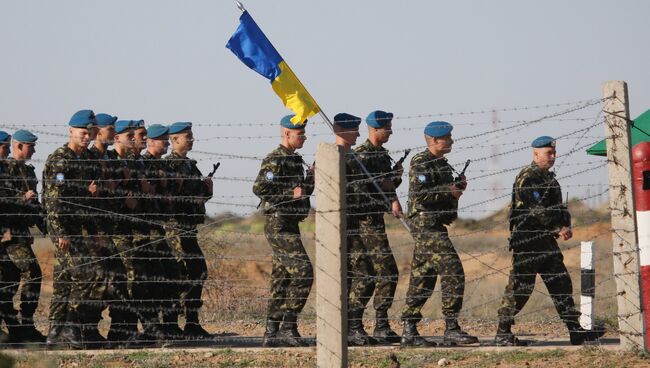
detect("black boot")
[81,325,107,349]
[400,320,436,347]
[494,319,528,346]
[348,309,377,346]
[567,321,606,345]
[373,310,400,344]
[183,311,213,340]
[443,318,478,345]
[161,313,184,343]
[262,315,282,347]
[46,322,82,350]
[270,312,306,347]
[18,317,46,344]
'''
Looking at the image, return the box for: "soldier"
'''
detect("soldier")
[354,110,403,343]
[253,115,314,347]
[0,131,22,344]
[0,130,47,343]
[44,109,102,349]
[333,113,377,346]
[400,121,478,347]
[164,122,213,339]
[141,124,184,342]
[494,136,605,346]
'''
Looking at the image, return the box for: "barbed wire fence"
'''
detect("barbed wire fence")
[0,85,640,364]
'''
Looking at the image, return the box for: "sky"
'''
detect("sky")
[1,0,649,218]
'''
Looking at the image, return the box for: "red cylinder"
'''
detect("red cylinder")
[633,142,650,351]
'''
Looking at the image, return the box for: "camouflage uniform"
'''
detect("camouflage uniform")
[344,151,376,316]
[253,145,314,319]
[43,145,104,329]
[0,158,44,329]
[497,162,579,326]
[401,150,465,323]
[164,151,211,328]
[354,139,400,313]
[0,160,21,336]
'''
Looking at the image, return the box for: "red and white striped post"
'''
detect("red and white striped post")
[632,142,650,351]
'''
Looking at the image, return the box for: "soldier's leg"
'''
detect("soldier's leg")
[5,243,43,334]
[153,228,184,340]
[178,229,209,336]
[359,214,398,313]
[108,235,139,341]
[538,249,580,328]
[0,248,21,342]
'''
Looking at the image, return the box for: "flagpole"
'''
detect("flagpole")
[233,1,411,232]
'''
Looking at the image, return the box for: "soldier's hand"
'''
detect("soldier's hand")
[88,180,98,197]
[24,190,37,201]
[57,237,71,251]
[456,174,467,190]
[125,193,138,210]
[391,200,403,218]
[449,184,463,199]
[559,226,573,241]
[394,162,404,177]
[307,164,315,176]
[204,177,213,195]
[293,186,306,199]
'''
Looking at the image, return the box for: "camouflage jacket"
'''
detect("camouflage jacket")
[104,149,143,230]
[0,158,43,229]
[509,161,570,241]
[407,149,458,224]
[253,145,313,220]
[354,139,402,213]
[165,151,211,226]
[344,148,368,217]
[141,151,171,224]
[43,144,96,238]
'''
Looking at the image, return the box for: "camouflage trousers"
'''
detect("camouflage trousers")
[0,246,20,329]
[49,232,106,327]
[497,236,580,326]
[401,217,465,322]
[347,216,375,314]
[164,222,207,322]
[357,214,398,312]
[3,232,41,321]
[264,215,313,318]
[111,228,167,333]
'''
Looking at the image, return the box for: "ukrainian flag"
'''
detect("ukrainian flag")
[226,11,320,125]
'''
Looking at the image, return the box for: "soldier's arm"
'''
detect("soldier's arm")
[409,158,454,207]
[42,159,74,239]
[252,157,293,204]
[516,176,560,229]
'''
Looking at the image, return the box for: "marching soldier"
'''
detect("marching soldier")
[141,124,184,342]
[253,115,314,347]
[0,131,17,343]
[333,113,377,346]
[494,136,605,346]
[1,130,47,343]
[400,121,478,347]
[354,110,403,343]
[44,110,102,349]
[164,122,213,339]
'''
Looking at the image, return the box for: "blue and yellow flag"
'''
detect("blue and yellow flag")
[226,11,320,125]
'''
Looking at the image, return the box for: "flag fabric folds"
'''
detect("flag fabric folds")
[226,11,320,124]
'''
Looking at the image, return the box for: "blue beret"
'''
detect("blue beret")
[69,109,96,128]
[531,136,556,148]
[115,120,135,134]
[366,110,394,128]
[0,131,10,144]
[333,113,361,129]
[424,121,453,137]
[12,130,37,144]
[130,119,145,128]
[169,122,192,134]
[280,115,307,129]
[95,113,118,127]
[147,124,169,139]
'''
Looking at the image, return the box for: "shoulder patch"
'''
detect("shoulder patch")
[265,171,274,181]
[55,173,65,183]
[417,174,427,183]
[532,191,541,201]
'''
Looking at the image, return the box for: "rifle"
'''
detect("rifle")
[393,149,411,170]
[454,159,471,188]
[207,162,221,178]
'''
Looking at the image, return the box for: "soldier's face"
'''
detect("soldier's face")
[372,123,392,144]
[534,147,556,169]
[133,128,147,152]
[97,126,116,144]
[335,128,360,146]
[285,128,306,150]
[427,134,453,156]
[70,127,91,148]
[115,131,135,150]
[173,131,194,152]
[148,137,169,156]
[13,142,35,160]
[0,144,9,159]
[88,126,99,141]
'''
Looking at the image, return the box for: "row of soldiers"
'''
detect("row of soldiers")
[0,110,213,348]
[254,111,606,347]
